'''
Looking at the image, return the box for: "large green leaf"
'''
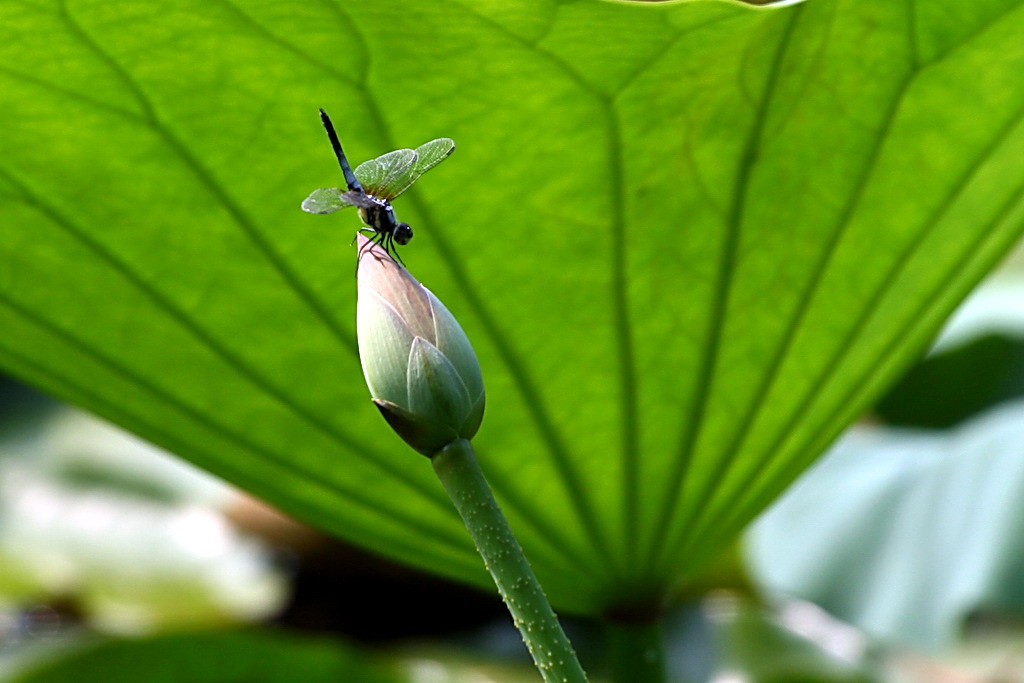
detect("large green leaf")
[2,0,1023,616]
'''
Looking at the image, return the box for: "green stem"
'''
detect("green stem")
[432,438,588,683]
[605,618,666,683]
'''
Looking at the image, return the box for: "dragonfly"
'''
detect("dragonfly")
[301,109,455,266]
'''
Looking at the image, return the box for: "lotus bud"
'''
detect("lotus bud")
[356,237,485,456]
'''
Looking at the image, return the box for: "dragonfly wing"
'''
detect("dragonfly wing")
[301,187,356,214]
[413,138,456,174]
[339,190,379,209]
[354,148,417,199]
[385,138,456,200]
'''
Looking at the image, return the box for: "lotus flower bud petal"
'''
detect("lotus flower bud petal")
[356,237,485,456]
[372,399,459,457]
[357,289,416,407]
[429,292,485,410]
[407,337,473,430]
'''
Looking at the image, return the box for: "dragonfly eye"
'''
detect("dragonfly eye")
[394,223,413,245]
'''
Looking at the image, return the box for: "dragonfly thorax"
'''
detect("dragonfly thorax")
[358,198,412,244]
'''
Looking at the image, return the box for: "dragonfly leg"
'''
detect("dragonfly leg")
[356,230,383,269]
[351,227,375,246]
[385,231,406,267]
[355,229,404,271]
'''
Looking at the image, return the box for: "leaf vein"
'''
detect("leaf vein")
[687,156,1024,566]
[678,92,1024,570]
[0,297,474,556]
[645,8,802,574]
[0,164,456,513]
[664,66,920,569]
[57,0,362,361]
[216,0,361,88]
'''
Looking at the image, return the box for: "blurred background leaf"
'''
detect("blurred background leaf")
[748,270,1024,652]
[877,278,1024,428]
[749,399,1024,649]
[0,412,286,634]
[5,630,400,683]
[2,0,1024,621]
[714,599,877,683]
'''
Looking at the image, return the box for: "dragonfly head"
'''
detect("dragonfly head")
[394,222,413,245]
